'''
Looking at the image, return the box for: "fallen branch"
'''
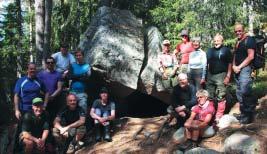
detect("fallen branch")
[132,126,144,140]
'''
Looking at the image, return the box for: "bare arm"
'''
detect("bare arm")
[41,129,49,141]
[50,81,63,98]
[238,49,254,69]
[90,108,102,121]
[44,92,49,108]
[66,116,85,128]
[14,93,21,120]
[106,110,115,121]
[54,117,63,130]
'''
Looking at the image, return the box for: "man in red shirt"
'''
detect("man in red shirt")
[178,89,215,150]
[173,30,195,74]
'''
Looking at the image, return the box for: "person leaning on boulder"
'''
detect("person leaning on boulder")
[158,39,179,92]
[90,87,115,142]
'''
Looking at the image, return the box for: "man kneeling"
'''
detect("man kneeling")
[178,89,215,150]
[20,98,50,154]
[53,94,86,153]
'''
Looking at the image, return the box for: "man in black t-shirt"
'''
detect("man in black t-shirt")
[167,73,196,128]
[90,87,115,142]
[53,94,86,153]
[233,23,257,124]
[206,34,232,122]
[20,97,50,153]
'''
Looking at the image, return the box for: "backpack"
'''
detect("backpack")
[244,36,266,69]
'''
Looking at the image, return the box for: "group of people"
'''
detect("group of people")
[159,23,259,150]
[14,45,115,154]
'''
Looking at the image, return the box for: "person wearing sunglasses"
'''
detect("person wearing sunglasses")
[37,57,63,125]
[173,29,194,74]
[232,23,257,124]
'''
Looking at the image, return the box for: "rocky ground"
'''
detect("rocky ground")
[77,95,267,154]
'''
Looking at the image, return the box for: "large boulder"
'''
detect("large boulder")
[79,6,144,98]
[185,147,220,154]
[139,26,172,103]
[223,132,262,154]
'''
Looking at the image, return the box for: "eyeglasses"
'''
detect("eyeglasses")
[234,30,243,33]
[46,62,54,64]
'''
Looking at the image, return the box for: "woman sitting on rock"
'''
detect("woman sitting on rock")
[178,89,215,150]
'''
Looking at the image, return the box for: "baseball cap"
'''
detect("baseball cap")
[162,40,170,45]
[100,87,109,94]
[32,97,44,106]
[180,29,189,36]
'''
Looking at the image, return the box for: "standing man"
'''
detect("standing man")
[233,23,256,124]
[158,40,179,92]
[37,57,63,125]
[167,73,196,128]
[53,94,86,153]
[90,87,115,142]
[14,63,48,120]
[52,43,75,74]
[173,30,194,74]
[206,34,232,122]
[69,50,91,114]
[20,98,50,154]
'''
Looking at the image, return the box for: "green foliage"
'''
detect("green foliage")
[149,0,266,50]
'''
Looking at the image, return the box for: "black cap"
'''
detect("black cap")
[100,87,109,94]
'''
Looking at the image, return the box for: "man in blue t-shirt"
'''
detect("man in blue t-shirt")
[69,50,91,114]
[14,63,48,120]
[233,23,257,124]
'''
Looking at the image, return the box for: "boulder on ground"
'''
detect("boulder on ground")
[217,114,239,130]
[223,132,262,154]
[185,147,220,154]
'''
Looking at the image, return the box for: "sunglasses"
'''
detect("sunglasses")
[46,61,54,64]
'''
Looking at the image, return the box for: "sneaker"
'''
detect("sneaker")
[75,141,84,150]
[66,143,75,154]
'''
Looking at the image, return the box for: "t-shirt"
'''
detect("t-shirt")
[37,70,63,95]
[172,84,196,109]
[70,63,91,92]
[175,42,194,64]
[21,111,49,138]
[57,106,86,126]
[234,36,256,66]
[158,53,178,68]
[91,99,115,113]
[207,46,232,74]
[14,76,46,111]
[52,52,76,73]
[191,101,215,122]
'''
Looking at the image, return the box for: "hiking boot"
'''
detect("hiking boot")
[240,116,253,124]
[66,143,75,154]
[104,125,112,142]
[95,123,102,142]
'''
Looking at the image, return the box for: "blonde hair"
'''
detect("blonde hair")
[214,33,224,42]
[196,89,209,98]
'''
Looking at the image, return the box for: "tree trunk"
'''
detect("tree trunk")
[35,0,45,69]
[15,0,23,78]
[44,0,52,57]
[75,0,81,47]
[29,0,34,62]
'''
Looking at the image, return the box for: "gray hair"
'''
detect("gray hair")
[196,89,209,98]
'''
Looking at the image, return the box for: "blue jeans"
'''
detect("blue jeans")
[94,108,110,125]
[234,66,255,113]
[70,92,88,114]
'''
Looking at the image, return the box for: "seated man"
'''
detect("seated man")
[179,89,215,150]
[90,87,115,142]
[167,73,196,127]
[20,97,50,154]
[53,94,86,153]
